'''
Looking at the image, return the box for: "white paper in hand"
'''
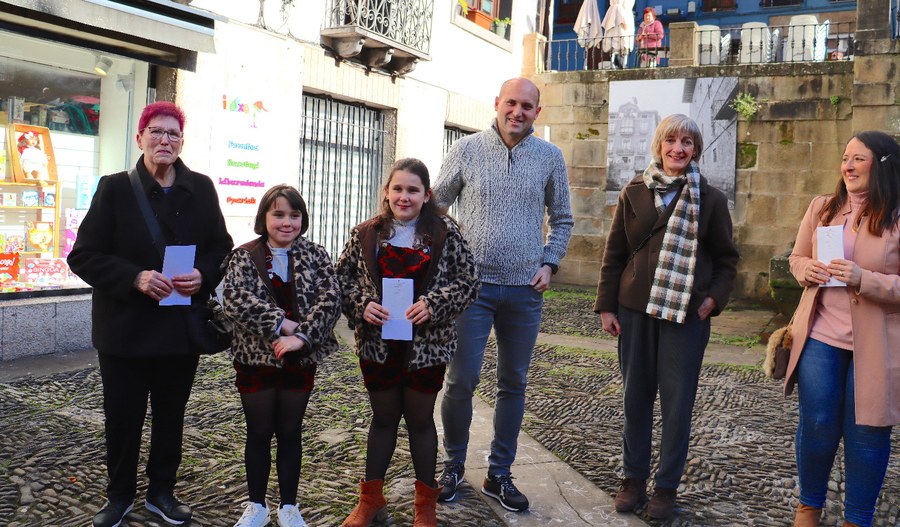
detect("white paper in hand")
[816,226,845,288]
[382,278,413,341]
[160,244,196,305]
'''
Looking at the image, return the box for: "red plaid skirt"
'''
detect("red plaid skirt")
[234,360,317,394]
[360,341,445,394]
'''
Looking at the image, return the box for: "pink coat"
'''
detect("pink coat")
[785,195,900,426]
[637,19,664,49]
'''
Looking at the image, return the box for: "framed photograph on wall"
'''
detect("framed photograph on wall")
[6,124,57,182]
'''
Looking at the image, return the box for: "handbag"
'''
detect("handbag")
[128,168,233,354]
[186,296,234,355]
[763,323,792,379]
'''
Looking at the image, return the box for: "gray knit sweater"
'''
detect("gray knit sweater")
[434,122,573,286]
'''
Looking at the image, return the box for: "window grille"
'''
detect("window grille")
[299,93,387,259]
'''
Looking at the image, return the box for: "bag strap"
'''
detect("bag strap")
[128,167,165,259]
[625,225,661,265]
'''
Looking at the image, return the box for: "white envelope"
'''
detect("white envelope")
[382,278,413,341]
[816,226,845,288]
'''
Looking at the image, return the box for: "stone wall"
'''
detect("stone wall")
[527,0,899,305]
[0,295,92,361]
[529,62,857,302]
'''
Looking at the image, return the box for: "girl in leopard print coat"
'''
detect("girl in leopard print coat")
[222,185,340,526]
[336,158,479,527]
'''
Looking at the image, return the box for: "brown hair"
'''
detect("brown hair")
[374,158,450,242]
[819,131,900,236]
[254,184,310,237]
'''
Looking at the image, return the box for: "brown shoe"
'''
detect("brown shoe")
[613,477,646,512]
[792,503,822,527]
[647,487,677,520]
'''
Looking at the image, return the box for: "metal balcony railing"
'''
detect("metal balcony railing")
[540,33,670,72]
[696,20,855,65]
[323,0,433,57]
[759,0,802,7]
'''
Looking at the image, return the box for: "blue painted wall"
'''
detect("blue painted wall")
[553,0,857,40]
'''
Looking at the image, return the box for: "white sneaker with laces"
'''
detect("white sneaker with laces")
[233,502,270,527]
[277,504,308,527]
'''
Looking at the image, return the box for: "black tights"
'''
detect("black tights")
[364,386,439,484]
[240,388,311,505]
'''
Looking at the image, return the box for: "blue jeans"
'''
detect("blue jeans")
[441,283,543,476]
[796,338,892,527]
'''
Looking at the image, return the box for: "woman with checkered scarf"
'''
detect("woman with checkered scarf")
[594,114,739,520]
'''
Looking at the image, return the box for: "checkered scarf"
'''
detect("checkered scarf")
[643,160,700,324]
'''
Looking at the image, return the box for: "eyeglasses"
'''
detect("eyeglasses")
[142,127,183,142]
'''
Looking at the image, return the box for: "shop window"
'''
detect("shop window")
[0,30,147,294]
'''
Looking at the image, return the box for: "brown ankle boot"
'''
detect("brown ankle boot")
[614,477,647,512]
[341,479,387,527]
[647,487,677,520]
[413,479,441,527]
[792,503,822,527]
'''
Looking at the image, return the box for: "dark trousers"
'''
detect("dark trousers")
[617,305,709,488]
[98,353,199,501]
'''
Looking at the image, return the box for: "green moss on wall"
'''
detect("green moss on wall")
[737,143,758,169]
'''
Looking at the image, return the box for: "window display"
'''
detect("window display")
[1,30,148,294]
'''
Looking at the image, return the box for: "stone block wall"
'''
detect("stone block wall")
[0,295,93,361]
[531,62,857,303]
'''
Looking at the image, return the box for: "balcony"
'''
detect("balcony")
[322,0,433,76]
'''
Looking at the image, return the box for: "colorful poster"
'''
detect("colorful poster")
[19,257,69,284]
[215,94,271,216]
[0,253,20,284]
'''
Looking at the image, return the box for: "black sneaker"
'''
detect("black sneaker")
[92,500,133,527]
[438,461,465,502]
[482,473,529,512]
[145,493,192,525]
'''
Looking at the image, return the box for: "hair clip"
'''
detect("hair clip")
[880,154,892,162]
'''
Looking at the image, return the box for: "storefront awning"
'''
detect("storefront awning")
[0,0,221,70]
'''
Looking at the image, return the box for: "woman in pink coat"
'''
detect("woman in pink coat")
[786,131,899,527]
[636,7,664,68]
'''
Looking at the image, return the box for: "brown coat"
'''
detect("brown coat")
[594,175,739,317]
[786,196,900,426]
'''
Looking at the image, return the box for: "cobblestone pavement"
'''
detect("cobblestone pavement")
[0,349,502,527]
[1,288,898,527]
[531,288,899,527]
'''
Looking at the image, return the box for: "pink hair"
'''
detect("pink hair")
[138,101,186,132]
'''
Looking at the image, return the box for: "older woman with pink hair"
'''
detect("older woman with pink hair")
[69,101,233,527]
[636,7,664,67]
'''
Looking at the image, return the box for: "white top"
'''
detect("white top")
[269,245,289,282]
[387,218,418,249]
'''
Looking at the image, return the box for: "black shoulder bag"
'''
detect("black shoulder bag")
[128,168,233,354]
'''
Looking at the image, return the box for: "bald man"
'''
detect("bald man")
[433,78,573,512]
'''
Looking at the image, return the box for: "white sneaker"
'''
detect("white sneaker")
[234,502,270,527]
[277,504,308,527]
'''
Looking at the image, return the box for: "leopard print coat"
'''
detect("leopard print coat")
[222,236,340,368]
[336,215,480,371]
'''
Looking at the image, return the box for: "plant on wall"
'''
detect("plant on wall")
[729,92,761,136]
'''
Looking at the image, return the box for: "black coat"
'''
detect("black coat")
[67,156,234,357]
